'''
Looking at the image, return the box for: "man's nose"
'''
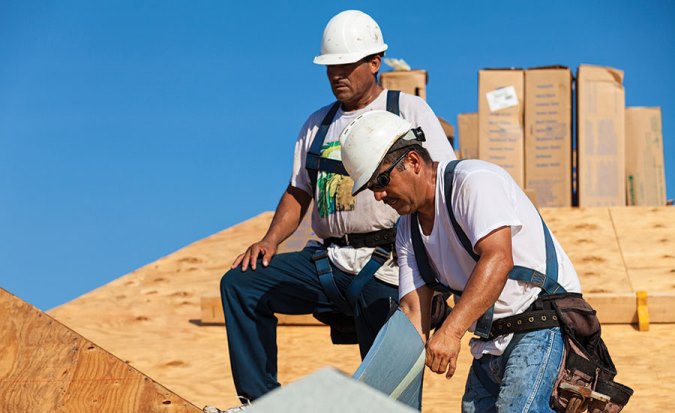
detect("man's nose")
[373,189,386,201]
[327,65,347,78]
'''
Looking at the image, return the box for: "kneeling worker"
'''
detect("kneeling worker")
[215,10,455,412]
[339,110,582,412]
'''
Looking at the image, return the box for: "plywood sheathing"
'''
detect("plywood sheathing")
[540,208,632,293]
[610,207,675,291]
[47,208,675,411]
[0,288,199,413]
[49,212,275,409]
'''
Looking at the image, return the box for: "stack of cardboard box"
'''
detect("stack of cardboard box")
[456,64,666,207]
[380,69,457,149]
[576,65,626,206]
[477,69,526,188]
[625,107,667,206]
[380,69,428,100]
[526,66,573,207]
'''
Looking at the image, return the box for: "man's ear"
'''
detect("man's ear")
[369,55,382,75]
[408,151,423,174]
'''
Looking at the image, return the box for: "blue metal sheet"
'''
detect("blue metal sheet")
[353,308,425,410]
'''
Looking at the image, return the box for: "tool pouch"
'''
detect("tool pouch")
[547,293,633,412]
[430,292,452,331]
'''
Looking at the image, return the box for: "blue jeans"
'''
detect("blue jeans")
[462,327,564,413]
[220,246,398,403]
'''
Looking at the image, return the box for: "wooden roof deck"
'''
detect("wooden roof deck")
[33,207,675,411]
[0,288,200,413]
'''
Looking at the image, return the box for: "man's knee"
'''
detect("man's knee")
[221,267,245,297]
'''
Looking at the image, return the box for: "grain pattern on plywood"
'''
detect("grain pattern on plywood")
[540,208,632,293]
[49,213,277,409]
[0,289,199,413]
[200,295,321,325]
[48,210,675,411]
[627,268,675,293]
[611,207,675,270]
[0,297,78,410]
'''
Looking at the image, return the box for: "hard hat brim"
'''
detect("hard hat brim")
[351,177,370,196]
[313,44,388,66]
[349,128,420,196]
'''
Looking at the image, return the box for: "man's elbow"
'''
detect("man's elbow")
[483,249,514,281]
[399,296,418,318]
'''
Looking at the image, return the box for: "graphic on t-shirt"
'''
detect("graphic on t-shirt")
[317,141,356,217]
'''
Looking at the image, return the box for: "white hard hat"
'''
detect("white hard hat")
[340,110,416,195]
[313,10,388,65]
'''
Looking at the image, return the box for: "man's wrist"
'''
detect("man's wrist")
[439,315,467,341]
[261,237,278,247]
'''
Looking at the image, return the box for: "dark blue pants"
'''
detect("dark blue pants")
[220,246,398,402]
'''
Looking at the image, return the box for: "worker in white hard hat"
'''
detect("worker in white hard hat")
[215,9,455,412]
[339,110,583,412]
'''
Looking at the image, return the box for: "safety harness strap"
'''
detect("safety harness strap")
[409,214,460,296]
[313,249,354,315]
[409,160,566,339]
[306,101,341,191]
[306,90,401,192]
[386,90,400,115]
[345,245,392,304]
[443,160,480,261]
[313,244,393,316]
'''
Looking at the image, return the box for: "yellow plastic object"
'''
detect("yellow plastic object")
[636,291,649,332]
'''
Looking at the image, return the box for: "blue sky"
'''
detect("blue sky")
[1,1,673,310]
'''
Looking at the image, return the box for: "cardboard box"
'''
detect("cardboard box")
[625,107,666,206]
[380,70,427,100]
[478,69,525,187]
[576,64,626,206]
[524,66,573,207]
[437,117,455,148]
[457,113,478,159]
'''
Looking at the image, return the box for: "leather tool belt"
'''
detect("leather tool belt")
[487,294,633,412]
[324,227,397,249]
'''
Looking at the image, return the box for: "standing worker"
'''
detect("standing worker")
[213,10,455,412]
[340,110,585,411]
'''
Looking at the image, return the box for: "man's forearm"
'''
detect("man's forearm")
[262,185,312,246]
[440,249,511,339]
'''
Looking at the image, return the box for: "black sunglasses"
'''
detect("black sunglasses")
[367,150,410,191]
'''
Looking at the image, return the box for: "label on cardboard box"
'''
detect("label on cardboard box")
[486,86,519,112]
[478,69,525,187]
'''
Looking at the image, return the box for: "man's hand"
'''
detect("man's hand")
[231,239,278,271]
[425,326,463,379]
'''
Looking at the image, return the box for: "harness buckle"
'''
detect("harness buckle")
[530,270,546,288]
[311,249,333,276]
[305,153,321,170]
[311,249,329,261]
[371,246,391,262]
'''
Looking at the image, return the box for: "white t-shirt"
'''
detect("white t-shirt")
[397,160,581,357]
[291,90,456,285]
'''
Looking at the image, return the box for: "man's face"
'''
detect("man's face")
[326,56,379,104]
[369,154,416,215]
